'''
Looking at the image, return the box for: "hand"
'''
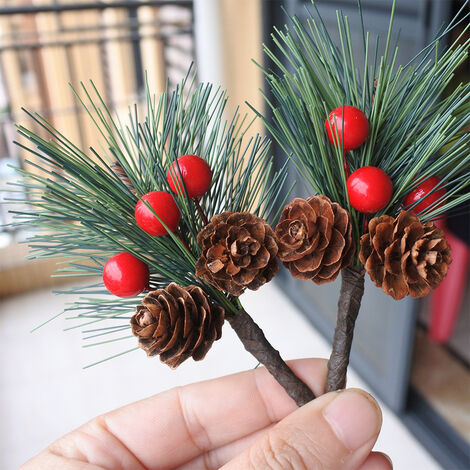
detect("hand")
[21,358,391,469]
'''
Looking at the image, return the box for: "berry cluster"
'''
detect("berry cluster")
[325,106,444,215]
[103,155,212,297]
[325,105,392,213]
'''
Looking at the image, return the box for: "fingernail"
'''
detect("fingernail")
[359,452,393,469]
[322,389,381,451]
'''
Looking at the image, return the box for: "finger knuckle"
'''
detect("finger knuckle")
[248,432,325,470]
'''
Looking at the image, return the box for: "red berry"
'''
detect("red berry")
[325,105,369,151]
[347,166,393,213]
[103,252,149,297]
[167,154,212,199]
[403,176,446,214]
[135,191,181,236]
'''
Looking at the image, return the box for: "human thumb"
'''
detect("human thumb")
[222,388,384,470]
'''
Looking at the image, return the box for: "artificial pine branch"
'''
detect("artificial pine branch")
[10,69,314,405]
[257,0,470,392]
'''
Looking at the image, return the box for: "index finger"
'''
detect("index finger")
[96,358,326,469]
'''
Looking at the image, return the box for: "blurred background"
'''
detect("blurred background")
[0,0,468,469]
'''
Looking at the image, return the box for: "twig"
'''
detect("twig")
[363,215,369,233]
[111,161,137,195]
[227,308,315,406]
[193,197,209,225]
[326,265,365,392]
[177,234,191,252]
[343,150,350,179]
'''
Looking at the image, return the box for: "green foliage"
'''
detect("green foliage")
[254,0,470,249]
[8,70,289,364]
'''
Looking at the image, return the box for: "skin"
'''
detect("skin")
[21,358,393,470]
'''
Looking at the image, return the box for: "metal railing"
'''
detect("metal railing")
[0,0,194,235]
[0,1,192,15]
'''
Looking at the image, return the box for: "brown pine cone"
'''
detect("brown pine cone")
[275,195,355,284]
[130,283,224,368]
[195,212,279,296]
[359,210,452,300]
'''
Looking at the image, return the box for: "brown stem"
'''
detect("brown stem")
[343,151,350,179]
[227,308,315,407]
[371,77,378,105]
[326,265,365,392]
[111,161,137,195]
[177,234,191,252]
[193,198,209,225]
[363,215,369,234]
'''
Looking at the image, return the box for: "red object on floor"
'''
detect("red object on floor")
[429,219,470,343]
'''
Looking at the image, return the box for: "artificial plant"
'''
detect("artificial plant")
[10,73,313,406]
[6,0,470,409]
[255,0,469,391]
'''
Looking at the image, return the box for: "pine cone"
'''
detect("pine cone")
[359,210,452,300]
[130,283,224,368]
[275,195,355,284]
[195,212,279,296]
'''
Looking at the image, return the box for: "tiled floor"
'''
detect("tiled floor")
[1,281,443,470]
[411,328,470,445]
